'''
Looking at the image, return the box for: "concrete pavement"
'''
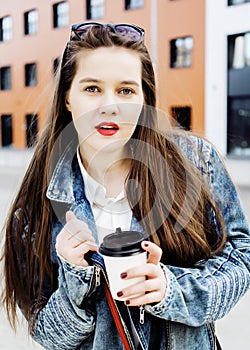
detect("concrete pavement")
[0,150,42,350]
[0,149,249,349]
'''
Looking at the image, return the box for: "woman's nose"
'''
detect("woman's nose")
[98,94,119,116]
[99,104,119,116]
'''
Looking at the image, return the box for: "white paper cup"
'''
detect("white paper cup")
[102,251,147,300]
[99,228,147,300]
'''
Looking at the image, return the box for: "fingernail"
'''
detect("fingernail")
[144,242,149,247]
[120,272,127,279]
[125,300,130,305]
[117,291,123,297]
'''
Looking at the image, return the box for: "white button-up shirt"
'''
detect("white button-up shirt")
[77,150,132,244]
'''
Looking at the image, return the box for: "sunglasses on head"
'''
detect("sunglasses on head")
[71,22,145,41]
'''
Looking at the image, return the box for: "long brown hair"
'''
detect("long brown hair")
[1,25,226,328]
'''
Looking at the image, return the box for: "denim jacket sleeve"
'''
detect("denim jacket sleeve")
[31,256,97,350]
[145,138,250,327]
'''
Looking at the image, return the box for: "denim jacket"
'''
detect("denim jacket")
[30,135,250,350]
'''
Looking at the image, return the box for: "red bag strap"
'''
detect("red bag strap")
[104,282,132,350]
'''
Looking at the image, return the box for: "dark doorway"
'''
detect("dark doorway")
[1,114,13,147]
[227,97,250,156]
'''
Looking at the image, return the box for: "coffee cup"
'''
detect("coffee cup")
[99,227,147,300]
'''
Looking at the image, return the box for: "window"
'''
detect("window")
[171,106,191,130]
[228,0,250,5]
[0,16,12,41]
[24,9,38,35]
[229,32,250,69]
[26,114,38,147]
[227,33,250,156]
[53,1,69,28]
[25,63,37,86]
[0,66,11,90]
[86,0,105,19]
[1,114,12,147]
[170,36,193,68]
[125,0,144,10]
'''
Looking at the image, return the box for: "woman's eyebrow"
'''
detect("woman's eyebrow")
[78,77,102,84]
[120,80,140,87]
[78,78,140,87]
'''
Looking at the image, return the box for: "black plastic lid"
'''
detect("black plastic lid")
[99,227,145,257]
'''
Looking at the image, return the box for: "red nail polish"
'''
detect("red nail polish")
[125,300,130,305]
[120,272,127,279]
[144,242,149,247]
[117,291,123,297]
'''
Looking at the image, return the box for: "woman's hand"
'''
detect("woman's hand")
[117,241,167,306]
[55,211,98,267]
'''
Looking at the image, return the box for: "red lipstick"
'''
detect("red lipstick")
[95,122,119,136]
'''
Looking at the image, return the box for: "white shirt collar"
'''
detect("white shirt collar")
[76,148,126,207]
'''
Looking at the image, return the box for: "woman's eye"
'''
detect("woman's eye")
[119,88,134,95]
[85,86,99,93]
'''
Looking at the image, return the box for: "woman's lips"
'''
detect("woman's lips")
[95,122,119,136]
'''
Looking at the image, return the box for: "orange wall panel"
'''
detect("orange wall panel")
[157,0,205,134]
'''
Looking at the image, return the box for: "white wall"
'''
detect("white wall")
[205,0,250,185]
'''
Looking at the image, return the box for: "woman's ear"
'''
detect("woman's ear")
[65,94,71,112]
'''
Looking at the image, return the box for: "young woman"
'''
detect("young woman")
[2,22,250,350]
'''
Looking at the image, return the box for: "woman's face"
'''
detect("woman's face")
[66,46,144,161]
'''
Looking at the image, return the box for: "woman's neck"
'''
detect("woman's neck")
[79,146,131,197]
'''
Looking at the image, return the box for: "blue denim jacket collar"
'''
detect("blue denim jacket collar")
[46,144,76,204]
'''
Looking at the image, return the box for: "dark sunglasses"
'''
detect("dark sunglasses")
[71,22,145,41]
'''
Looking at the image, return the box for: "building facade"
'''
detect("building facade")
[0,0,205,148]
[0,0,249,184]
[205,0,250,185]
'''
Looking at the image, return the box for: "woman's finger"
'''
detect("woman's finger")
[142,241,162,265]
[124,291,163,307]
[58,240,98,267]
[66,210,77,222]
[121,263,158,280]
[55,211,98,266]
[59,211,95,245]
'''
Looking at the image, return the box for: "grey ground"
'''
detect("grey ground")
[0,149,249,349]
